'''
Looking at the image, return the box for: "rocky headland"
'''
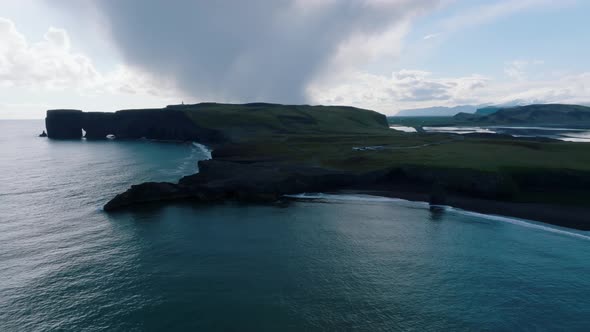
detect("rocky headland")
[43,103,590,230]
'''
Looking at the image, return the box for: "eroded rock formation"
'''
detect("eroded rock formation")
[45,109,225,143]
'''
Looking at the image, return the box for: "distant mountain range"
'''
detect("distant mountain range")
[394,101,559,117]
[453,104,590,127]
[390,104,590,129]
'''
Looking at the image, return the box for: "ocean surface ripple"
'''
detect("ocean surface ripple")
[1,120,589,331]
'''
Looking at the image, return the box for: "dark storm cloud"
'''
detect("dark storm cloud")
[61,0,439,103]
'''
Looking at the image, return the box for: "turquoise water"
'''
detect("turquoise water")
[1,120,589,331]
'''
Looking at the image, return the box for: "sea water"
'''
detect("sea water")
[1,120,589,331]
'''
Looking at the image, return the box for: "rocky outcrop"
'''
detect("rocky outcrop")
[103,157,528,211]
[103,182,196,210]
[104,159,384,211]
[45,109,226,143]
[429,182,447,206]
[39,130,47,137]
[384,166,520,200]
[45,110,84,139]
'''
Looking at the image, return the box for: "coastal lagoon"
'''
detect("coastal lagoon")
[398,125,590,142]
[2,120,590,331]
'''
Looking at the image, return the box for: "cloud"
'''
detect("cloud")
[423,33,440,40]
[0,17,175,97]
[55,0,440,104]
[0,17,186,118]
[307,69,489,113]
[490,72,590,105]
[0,17,97,89]
[308,67,590,114]
[504,59,544,80]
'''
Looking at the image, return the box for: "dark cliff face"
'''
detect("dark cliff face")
[82,112,117,139]
[45,109,225,143]
[46,110,84,139]
[103,159,377,211]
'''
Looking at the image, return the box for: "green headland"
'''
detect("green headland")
[44,103,590,230]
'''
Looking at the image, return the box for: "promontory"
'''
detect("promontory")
[43,103,590,230]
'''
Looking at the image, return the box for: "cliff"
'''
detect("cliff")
[45,103,388,142]
[104,154,590,230]
[42,103,590,230]
[45,108,225,143]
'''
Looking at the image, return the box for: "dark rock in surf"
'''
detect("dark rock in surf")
[429,182,447,206]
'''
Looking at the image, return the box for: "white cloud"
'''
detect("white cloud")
[2,2,588,120]
[489,72,590,105]
[0,17,185,119]
[307,69,489,113]
[308,68,590,114]
[0,17,177,97]
[504,59,544,81]
[0,18,97,89]
[423,33,440,40]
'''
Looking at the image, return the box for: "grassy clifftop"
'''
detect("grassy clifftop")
[103,102,590,228]
[169,102,390,141]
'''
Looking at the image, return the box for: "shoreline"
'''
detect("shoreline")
[286,192,590,238]
[89,136,590,232]
[335,187,590,231]
[40,107,589,232]
[100,137,590,232]
[102,157,590,231]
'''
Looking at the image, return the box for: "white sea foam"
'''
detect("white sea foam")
[286,193,590,241]
[192,142,212,160]
[286,193,429,208]
[449,208,590,241]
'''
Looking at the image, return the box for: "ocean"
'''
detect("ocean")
[1,120,589,331]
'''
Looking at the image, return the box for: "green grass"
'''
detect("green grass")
[232,133,590,205]
[217,130,590,173]
[173,103,590,174]
[173,102,590,205]
[178,103,390,141]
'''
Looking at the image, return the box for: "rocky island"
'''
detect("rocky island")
[44,103,590,230]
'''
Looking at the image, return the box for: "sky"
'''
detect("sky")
[1,0,589,119]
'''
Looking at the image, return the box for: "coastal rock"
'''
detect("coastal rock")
[386,166,519,200]
[104,160,369,211]
[104,182,193,211]
[45,109,226,143]
[429,183,447,206]
[46,110,84,139]
[39,130,47,137]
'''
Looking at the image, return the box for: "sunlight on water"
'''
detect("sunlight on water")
[420,125,590,142]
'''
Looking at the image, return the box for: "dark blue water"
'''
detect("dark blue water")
[1,120,590,331]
